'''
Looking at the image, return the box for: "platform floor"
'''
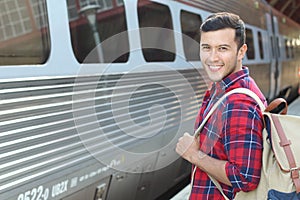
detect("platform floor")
[170,184,190,200]
[288,97,300,116]
[170,96,300,200]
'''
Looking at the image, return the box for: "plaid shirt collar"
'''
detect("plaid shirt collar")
[210,66,249,98]
[203,67,249,117]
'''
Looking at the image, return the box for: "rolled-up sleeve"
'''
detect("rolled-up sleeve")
[223,97,264,192]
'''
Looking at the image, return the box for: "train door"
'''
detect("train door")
[265,13,281,100]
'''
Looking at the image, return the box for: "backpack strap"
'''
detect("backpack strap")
[270,114,300,193]
[265,98,288,114]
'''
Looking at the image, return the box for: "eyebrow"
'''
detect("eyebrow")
[219,44,231,48]
[200,44,231,48]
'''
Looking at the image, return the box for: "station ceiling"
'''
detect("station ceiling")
[265,0,300,24]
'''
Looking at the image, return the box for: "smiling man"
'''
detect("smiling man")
[176,12,267,199]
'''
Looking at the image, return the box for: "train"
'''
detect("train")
[0,0,299,200]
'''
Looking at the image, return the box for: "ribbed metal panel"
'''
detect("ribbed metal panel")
[0,69,207,198]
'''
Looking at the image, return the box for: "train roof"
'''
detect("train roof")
[265,0,300,25]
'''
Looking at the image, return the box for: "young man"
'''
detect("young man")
[176,12,267,199]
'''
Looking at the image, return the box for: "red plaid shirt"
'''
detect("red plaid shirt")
[191,67,267,200]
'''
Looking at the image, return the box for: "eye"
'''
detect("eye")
[219,46,228,51]
[201,46,210,51]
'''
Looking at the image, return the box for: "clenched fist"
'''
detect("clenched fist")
[176,132,201,163]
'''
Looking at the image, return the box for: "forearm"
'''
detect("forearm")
[191,151,232,187]
[176,133,232,187]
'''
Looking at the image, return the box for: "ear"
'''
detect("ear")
[238,44,247,60]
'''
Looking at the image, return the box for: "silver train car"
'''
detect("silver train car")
[0,0,299,200]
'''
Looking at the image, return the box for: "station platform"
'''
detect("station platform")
[288,96,300,116]
[170,184,190,200]
[170,96,300,200]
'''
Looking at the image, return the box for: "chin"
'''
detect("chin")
[205,68,224,82]
[207,74,223,82]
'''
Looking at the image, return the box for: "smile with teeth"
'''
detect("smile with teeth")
[208,65,222,72]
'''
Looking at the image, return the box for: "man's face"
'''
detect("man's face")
[200,28,247,82]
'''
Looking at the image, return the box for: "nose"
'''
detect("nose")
[208,49,220,62]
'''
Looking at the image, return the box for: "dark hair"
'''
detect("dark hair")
[200,12,246,49]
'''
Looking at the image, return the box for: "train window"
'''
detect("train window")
[276,37,281,58]
[285,39,290,59]
[284,39,288,58]
[245,28,255,60]
[137,0,175,62]
[67,0,129,63]
[0,0,50,65]
[116,0,124,5]
[270,36,275,58]
[180,10,201,61]
[68,0,79,20]
[291,44,295,59]
[257,31,264,59]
